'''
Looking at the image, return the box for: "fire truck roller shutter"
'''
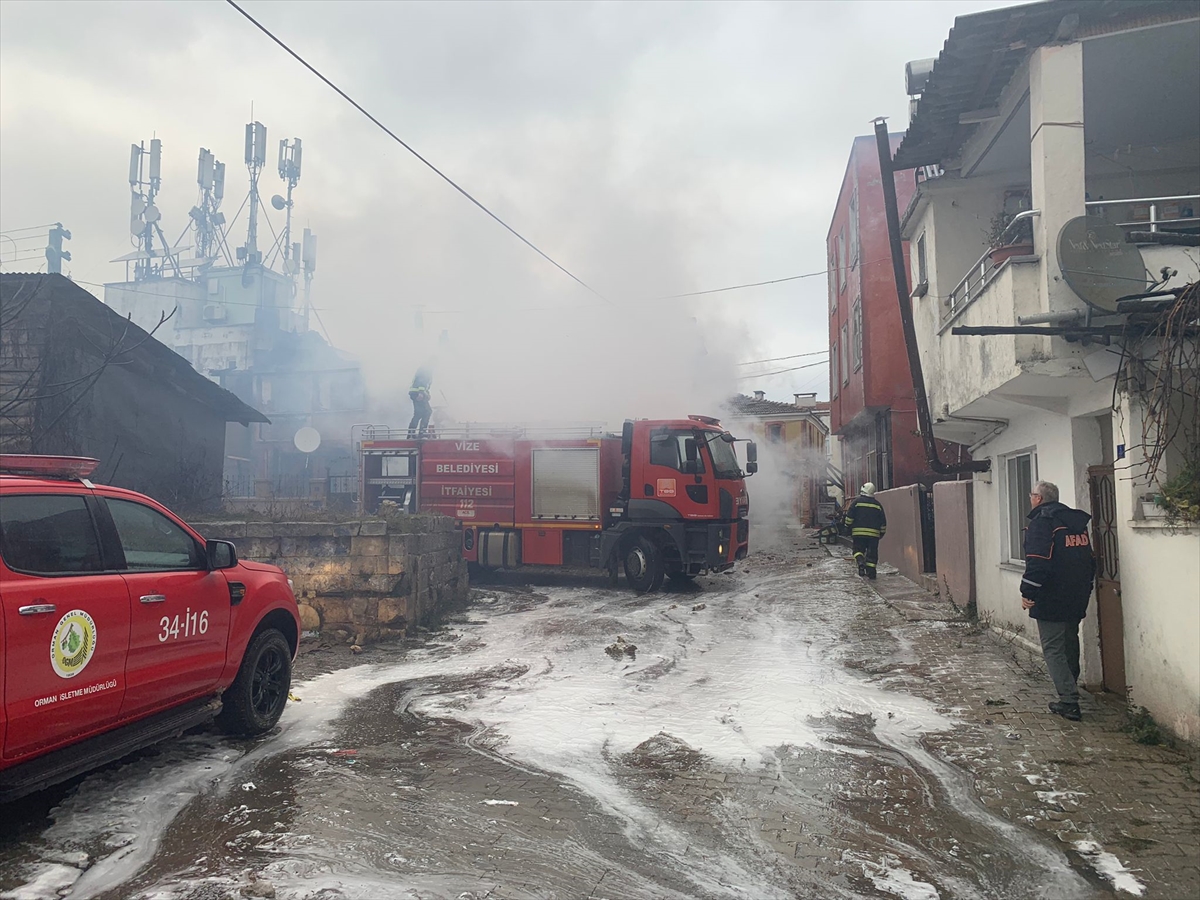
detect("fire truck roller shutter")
[532,448,600,520]
[480,530,520,569]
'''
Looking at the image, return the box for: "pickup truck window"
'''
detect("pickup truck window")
[106,498,203,571]
[0,494,104,575]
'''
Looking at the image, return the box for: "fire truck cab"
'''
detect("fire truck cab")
[358,417,756,592]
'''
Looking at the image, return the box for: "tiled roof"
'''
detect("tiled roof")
[726,394,827,419]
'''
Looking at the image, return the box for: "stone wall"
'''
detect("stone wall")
[195,516,468,643]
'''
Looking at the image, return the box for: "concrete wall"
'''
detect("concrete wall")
[1112,395,1200,742]
[195,516,469,644]
[874,485,925,584]
[934,480,975,610]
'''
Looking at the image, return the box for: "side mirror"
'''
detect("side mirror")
[721,431,736,443]
[621,420,634,456]
[207,539,238,570]
[746,441,758,476]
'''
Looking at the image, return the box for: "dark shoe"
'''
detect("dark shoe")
[1049,702,1082,721]
[866,570,877,580]
[857,564,866,577]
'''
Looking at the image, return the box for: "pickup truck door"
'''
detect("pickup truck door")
[97,496,231,720]
[0,492,129,760]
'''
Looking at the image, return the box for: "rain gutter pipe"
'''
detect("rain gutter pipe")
[872,118,990,475]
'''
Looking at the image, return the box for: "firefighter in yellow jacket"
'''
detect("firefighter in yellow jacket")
[845,483,886,580]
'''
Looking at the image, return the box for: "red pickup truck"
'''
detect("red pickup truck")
[0,455,300,803]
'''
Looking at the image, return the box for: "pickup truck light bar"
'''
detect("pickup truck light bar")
[0,455,100,479]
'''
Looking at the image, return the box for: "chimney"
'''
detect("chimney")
[753,390,766,401]
[794,392,817,408]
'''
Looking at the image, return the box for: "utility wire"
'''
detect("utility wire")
[649,256,892,301]
[737,359,827,379]
[224,0,607,303]
[0,224,56,235]
[737,350,828,366]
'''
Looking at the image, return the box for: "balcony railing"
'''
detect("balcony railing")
[943,209,1040,323]
[940,195,1199,326]
[1086,194,1199,237]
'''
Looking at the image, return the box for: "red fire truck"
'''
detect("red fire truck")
[358,417,757,592]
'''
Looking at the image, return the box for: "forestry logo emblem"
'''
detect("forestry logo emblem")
[50,609,97,679]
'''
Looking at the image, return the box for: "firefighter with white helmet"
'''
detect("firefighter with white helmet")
[845,483,887,580]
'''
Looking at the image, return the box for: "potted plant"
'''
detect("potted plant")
[986,211,1034,265]
[1153,459,1200,525]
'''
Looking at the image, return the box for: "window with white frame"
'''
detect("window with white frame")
[849,189,860,268]
[840,324,850,385]
[851,297,863,372]
[830,343,839,398]
[838,229,847,292]
[916,233,928,287]
[829,250,838,314]
[1003,450,1037,563]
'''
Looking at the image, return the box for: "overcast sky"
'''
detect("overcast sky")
[0,0,1019,422]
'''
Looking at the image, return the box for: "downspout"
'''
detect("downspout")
[872,118,990,475]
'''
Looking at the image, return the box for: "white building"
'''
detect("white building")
[895,0,1200,739]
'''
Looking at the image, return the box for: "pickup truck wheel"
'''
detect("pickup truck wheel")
[218,628,292,736]
[624,537,664,594]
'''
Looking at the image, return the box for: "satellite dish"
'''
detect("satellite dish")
[271,194,287,211]
[1057,217,1147,313]
[294,426,322,454]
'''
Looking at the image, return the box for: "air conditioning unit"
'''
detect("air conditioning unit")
[202,303,226,323]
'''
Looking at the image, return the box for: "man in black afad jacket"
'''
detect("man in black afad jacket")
[1020,480,1096,722]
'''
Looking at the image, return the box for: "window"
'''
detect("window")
[849,189,860,267]
[106,498,203,571]
[767,423,784,444]
[851,297,864,372]
[838,229,847,292]
[0,494,104,574]
[830,343,839,398]
[829,251,838,315]
[1004,451,1036,563]
[649,429,704,473]
[916,233,928,287]
[840,324,850,385]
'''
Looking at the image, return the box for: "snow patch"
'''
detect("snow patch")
[481,799,519,806]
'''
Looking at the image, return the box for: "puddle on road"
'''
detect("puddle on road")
[2,557,1108,899]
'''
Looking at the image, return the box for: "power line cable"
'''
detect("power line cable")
[648,256,892,301]
[737,359,827,379]
[737,350,828,366]
[223,0,607,303]
[0,224,56,235]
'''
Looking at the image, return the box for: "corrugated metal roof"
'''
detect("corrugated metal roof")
[893,0,1195,169]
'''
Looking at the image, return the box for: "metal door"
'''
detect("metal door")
[1088,465,1125,695]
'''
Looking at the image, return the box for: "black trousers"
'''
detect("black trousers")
[852,536,879,579]
[408,392,432,436]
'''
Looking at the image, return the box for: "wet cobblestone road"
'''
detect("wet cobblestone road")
[2,532,1197,900]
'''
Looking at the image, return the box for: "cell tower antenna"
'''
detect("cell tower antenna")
[240,120,267,266]
[191,147,228,267]
[126,137,182,281]
[276,137,302,276]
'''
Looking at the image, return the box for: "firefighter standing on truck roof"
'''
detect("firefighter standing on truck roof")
[408,361,434,438]
[408,331,449,438]
[845,483,886,580]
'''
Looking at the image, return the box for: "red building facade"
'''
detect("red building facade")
[827,134,934,496]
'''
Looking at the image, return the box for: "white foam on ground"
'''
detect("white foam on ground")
[1073,839,1146,896]
[0,864,81,900]
[845,852,940,900]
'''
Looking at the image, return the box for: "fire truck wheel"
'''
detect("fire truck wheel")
[218,628,292,736]
[624,536,665,594]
